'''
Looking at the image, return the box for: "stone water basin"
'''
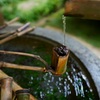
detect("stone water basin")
[0,27,99,99]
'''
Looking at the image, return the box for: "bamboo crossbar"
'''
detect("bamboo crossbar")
[0,27,35,45]
[0,22,30,38]
[0,17,19,30]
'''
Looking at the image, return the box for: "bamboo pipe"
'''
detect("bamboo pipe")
[0,22,30,38]
[0,70,37,100]
[0,50,48,67]
[0,62,46,72]
[0,77,13,100]
[0,26,35,45]
[0,61,55,74]
[0,17,19,30]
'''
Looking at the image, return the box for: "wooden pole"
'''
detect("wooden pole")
[64,0,100,20]
[0,70,37,100]
[0,77,13,100]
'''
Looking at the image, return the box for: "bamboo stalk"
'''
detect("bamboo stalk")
[0,77,13,100]
[0,62,46,72]
[0,27,35,45]
[0,22,30,38]
[0,70,37,100]
[0,50,48,67]
[15,89,30,100]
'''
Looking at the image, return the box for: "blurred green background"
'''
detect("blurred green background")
[0,0,100,48]
[0,0,65,22]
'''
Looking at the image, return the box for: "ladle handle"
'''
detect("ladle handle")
[17,22,30,32]
[0,62,45,72]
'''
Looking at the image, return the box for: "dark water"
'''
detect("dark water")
[0,35,99,100]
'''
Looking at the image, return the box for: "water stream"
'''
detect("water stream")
[62,15,67,45]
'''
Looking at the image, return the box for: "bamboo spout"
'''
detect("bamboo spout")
[0,46,69,75]
[64,1,83,17]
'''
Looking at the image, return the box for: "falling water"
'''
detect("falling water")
[62,15,67,45]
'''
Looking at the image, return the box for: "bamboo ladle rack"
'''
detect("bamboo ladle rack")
[0,17,19,30]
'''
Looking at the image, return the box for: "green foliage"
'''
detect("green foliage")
[0,0,23,6]
[1,0,64,22]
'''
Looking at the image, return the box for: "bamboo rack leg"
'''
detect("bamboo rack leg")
[0,77,13,100]
[0,70,37,100]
